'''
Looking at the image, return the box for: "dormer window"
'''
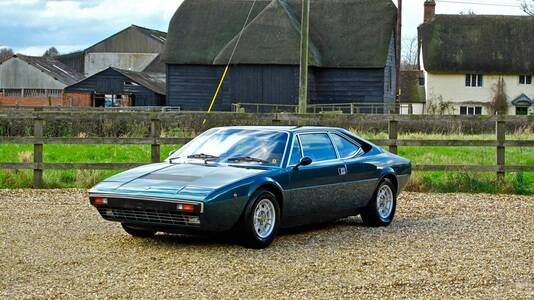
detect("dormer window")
[519,75,532,85]
[465,74,483,87]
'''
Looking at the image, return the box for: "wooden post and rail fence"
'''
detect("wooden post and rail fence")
[0,111,532,188]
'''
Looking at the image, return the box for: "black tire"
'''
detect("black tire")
[239,190,280,249]
[361,178,397,227]
[122,224,157,238]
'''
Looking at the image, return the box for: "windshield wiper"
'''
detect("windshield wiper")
[227,156,269,164]
[169,153,219,164]
[187,153,219,160]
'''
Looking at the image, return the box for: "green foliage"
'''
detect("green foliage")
[490,77,508,115]
[0,144,181,189]
[408,172,533,195]
[426,96,455,115]
[0,132,533,194]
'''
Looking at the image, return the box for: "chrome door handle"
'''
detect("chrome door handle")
[338,167,347,176]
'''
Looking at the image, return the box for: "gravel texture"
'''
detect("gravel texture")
[0,190,533,299]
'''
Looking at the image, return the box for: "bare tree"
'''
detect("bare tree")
[522,0,534,16]
[43,47,59,57]
[459,9,476,15]
[401,36,418,70]
[0,48,14,62]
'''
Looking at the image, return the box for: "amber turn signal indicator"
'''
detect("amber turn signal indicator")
[177,203,199,213]
[92,197,108,206]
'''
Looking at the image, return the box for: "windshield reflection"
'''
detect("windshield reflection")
[168,129,288,167]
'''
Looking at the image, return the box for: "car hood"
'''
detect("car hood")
[90,163,267,201]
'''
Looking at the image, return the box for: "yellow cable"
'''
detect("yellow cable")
[203,65,229,125]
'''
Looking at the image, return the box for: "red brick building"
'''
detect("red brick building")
[0,54,86,107]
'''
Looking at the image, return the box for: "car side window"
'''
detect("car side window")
[288,137,303,166]
[299,133,338,162]
[331,134,361,159]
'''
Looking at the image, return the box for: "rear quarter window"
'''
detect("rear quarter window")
[331,134,361,158]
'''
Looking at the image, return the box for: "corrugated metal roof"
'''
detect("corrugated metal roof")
[132,25,167,43]
[84,25,167,54]
[13,54,85,85]
[142,54,166,74]
[112,68,166,95]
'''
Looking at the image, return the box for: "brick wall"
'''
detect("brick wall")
[63,92,92,107]
[0,96,64,107]
[0,92,92,107]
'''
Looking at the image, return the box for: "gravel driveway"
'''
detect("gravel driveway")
[0,190,532,299]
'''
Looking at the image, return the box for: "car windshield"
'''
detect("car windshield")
[168,128,288,167]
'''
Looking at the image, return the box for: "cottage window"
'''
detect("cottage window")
[519,75,532,85]
[516,107,528,116]
[460,105,483,115]
[465,74,483,87]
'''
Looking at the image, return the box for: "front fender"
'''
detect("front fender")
[201,171,285,232]
[246,177,284,199]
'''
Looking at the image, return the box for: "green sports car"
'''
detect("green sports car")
[89,126,411,248]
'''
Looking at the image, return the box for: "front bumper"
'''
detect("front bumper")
[90,195,204,231]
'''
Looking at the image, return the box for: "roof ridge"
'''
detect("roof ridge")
[131,24,167,35]
[212,0,322,65]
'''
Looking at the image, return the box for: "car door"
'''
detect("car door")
[286,132,347,223]
[330,133,381,210]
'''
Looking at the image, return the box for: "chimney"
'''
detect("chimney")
[424,0,436,22]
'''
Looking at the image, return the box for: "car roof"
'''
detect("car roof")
[212,126,344,133]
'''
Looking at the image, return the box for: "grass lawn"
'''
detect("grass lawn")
[0,133,532,194]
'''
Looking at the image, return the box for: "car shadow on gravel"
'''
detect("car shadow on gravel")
[146,231,243,248]
[136,217,367,248]
[278,216,365,236]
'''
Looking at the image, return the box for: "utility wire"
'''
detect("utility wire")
[203,0,258,125]
[438,0,522,8]
[228,0,257,65]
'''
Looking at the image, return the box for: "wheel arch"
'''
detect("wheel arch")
[378,167,398,193]
[247,178,285,215]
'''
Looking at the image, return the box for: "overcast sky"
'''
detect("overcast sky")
[0,0,527,56]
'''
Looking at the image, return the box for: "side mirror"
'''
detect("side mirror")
[294,156,312,169]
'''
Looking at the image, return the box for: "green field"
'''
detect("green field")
[1,133,533,194]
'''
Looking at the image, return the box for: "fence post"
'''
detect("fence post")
[350,103,354,115]
[496,117,506,183]
[388,119,398,154]
[151,118,161,163]
[33,117,44,188]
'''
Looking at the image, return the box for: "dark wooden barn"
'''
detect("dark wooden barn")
[161,0,398,111]
[64,67,166,107]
